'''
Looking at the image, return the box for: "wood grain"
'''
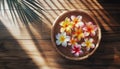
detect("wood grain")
[0,0,120,69]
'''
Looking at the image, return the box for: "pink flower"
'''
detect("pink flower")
[71,45,83,56]
[83,22,98,36]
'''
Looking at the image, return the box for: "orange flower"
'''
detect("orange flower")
[74,27,84,40]
[68,37,77,46]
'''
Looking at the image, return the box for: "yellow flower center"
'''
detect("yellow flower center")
[74,18,79,24]
[86,41,91,47]
[70,39,76,45]
[62,20,71,29]
[64,23,68,27]
[60,35,65,42]
[76,29,82,35]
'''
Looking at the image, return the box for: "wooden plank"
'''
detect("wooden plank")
[0,39,120,59]
[0,0,120,69]
[41,0,120,10]
[1,0,120,10]
[0,39,120,68]
[0,9,120,39]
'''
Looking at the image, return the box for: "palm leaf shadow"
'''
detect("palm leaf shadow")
[0,20,40,69]
[0,0,45,25]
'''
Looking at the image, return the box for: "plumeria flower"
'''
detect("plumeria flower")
[71,44,83,57]
[71,15,84,27]
[83,22,98,36]
[68,37,77,46]
[74,27,84,40]
[56,32,70,47]
[60,17,73,33]
[81,38,95,51]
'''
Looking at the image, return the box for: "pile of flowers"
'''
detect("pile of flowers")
[55,15,98,57]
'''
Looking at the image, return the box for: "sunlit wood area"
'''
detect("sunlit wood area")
[0,0,120,69]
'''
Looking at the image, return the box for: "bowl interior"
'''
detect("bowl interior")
[51,10,101,60]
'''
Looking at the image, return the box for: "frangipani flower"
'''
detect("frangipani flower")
[60,17,73,33]
[74,27,84,40]
[56,32,70,47]
[81,38,95,51]
[71,44,83,56]
[55,15,99,57]
[83,22,98,36]
[68,37,77,46]
[71,15,84,27]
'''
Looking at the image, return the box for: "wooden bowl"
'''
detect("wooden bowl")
[51,10,101,60]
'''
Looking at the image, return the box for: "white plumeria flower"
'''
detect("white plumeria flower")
[81,38,95,51]
[71,15,84,27]
[56,32,70,47]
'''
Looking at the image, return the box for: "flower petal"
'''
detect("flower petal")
[65,17,70,22]
[91,31,96,36]
[71,50,75,53]
[84,32,89,36]
[66,36,70,41]
[75,22,84,27]
[80,50,83,54]
[77,15,82,21]
[79,22,84,27]
[91,44,95,48]
[75,23,79,27]
[81,42,86,47]
[76,44,81,47]
[60,28,65,32]
[94,26,98,31]
[62,32,66,36]
[71,15,75,20]
[56,33,60,39]
[87,47,90,51]
[84,38,88,42]
[62,42,67,47]
[60,21,64,26]
[75,52,80,57]
[88,22,93,25]
[56,40,61,45]
[83,27,87,31]
[89,38,93,42]
[68,43,71,45]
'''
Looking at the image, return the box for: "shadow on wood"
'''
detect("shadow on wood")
[0,21,39,69]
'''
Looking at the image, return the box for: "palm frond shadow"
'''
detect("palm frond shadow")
[0,20,40,69]
[0,0,45,25]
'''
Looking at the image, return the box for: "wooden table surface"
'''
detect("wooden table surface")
[0,0,120,69]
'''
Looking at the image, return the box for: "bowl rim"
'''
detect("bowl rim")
[51,9,101,60]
